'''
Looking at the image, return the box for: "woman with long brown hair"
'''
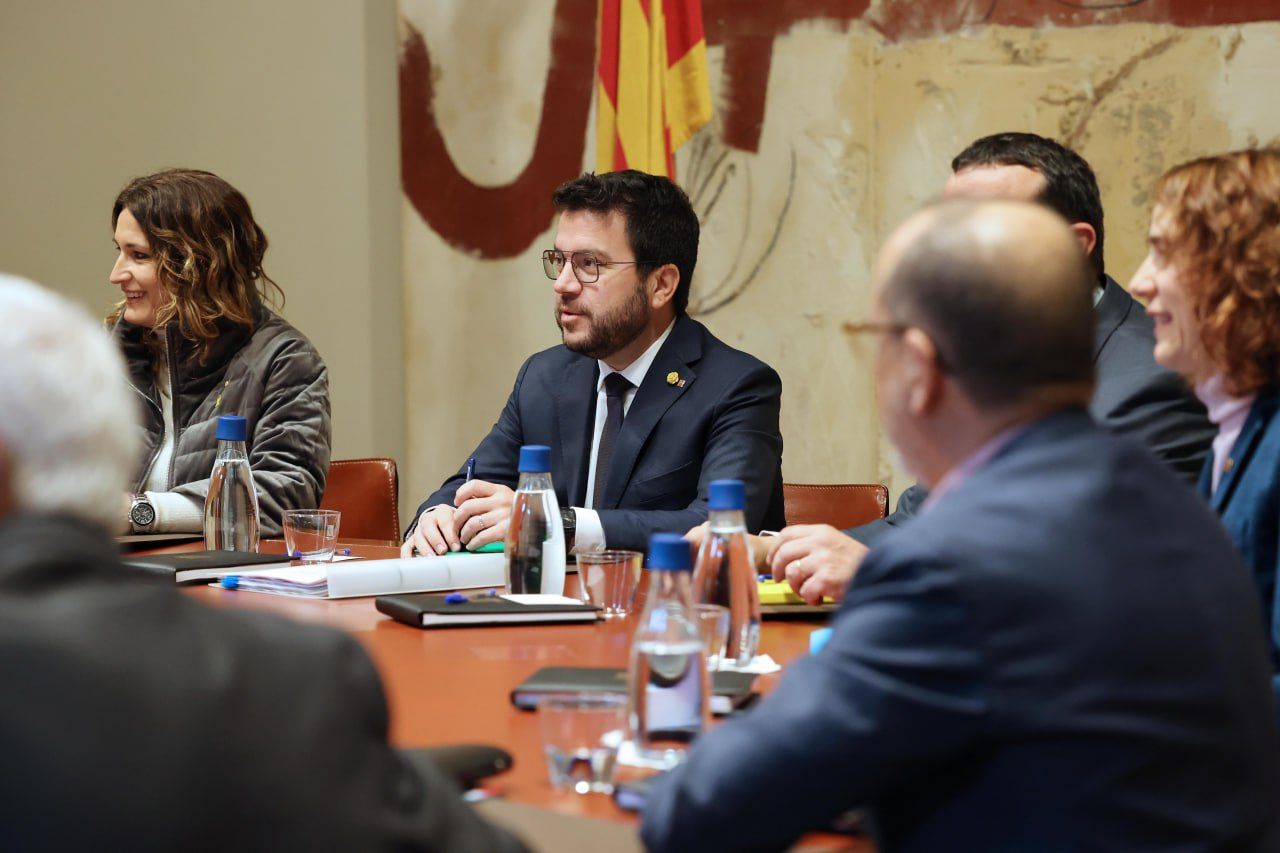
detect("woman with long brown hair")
[109,168,330,538]
[1130,148,1280,720]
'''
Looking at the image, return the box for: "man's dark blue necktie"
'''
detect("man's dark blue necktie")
[592,372,633,509]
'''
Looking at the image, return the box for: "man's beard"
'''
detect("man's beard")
[556,283,651,361]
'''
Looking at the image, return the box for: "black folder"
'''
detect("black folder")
[377,593,601,628]
[509,665,758,715]
[122,550,290,584]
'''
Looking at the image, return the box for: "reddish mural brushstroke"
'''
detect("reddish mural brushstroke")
[399,0,595,257]
[402,0,1280,258]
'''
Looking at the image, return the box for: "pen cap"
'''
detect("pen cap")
[215,415,248,442]
[707,479,746,511]
[647,533,692,571]
[517,445,551,473]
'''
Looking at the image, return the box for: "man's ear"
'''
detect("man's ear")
[1069,222,1097,260]
[901,327,945,417]
[0,440,13,522]
[648,264,680,310]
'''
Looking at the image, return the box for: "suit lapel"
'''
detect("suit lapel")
[1092,276,1129,362]
[600,316,702,509]
[555,356,599,507]
[1196,455,1213,501]
[1211,393,1278,513]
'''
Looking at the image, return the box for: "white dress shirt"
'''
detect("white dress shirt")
[574,319,676,552]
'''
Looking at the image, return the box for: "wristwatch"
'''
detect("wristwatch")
[560,506,577,552]
[129,493,157,532]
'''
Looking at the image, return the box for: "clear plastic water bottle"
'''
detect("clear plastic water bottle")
[503,445,566,595]
[692,479,761,666]
[203,415,260,552]
[626,533,710,769]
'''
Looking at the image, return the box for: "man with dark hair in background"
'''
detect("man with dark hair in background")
[764,132,1214,604]
[403,169,785,557]
[643,200,1280,852]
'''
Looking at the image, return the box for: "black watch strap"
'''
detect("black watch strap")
[560,506,577,551]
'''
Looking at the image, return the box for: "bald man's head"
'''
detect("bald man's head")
[876,198,1095,409]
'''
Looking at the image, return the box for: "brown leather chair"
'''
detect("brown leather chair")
[782,483,889,530]
[320,458,400,541]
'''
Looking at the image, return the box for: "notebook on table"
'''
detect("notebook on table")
[758,579,838,618]
[122,550,291,584]
[509,666,758,715]
[377,593,600,627]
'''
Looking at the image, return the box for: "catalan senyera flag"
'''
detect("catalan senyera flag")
[596,0,712,178]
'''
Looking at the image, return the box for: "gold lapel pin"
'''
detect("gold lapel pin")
[667,371,686,388]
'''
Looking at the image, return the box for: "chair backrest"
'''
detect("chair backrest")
[782,483,889,530]
[320,457,400,541]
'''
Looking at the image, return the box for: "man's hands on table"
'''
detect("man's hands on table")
[401,480,515,557]
[684,522,870,604]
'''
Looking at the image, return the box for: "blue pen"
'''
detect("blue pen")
[465,456,477,482]
[220,576,240,590]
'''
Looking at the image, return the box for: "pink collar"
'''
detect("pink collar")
[921,422,1029,514]
[1195,374,1256,494]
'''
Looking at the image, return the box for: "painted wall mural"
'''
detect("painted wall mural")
[398,0,1280,509]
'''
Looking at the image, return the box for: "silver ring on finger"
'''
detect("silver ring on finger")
[477,516,486,530]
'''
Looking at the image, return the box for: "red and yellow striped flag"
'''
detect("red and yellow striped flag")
[596,0,712,178]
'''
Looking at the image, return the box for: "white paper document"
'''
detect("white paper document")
[219,553,506,599]
[715,654,781,675]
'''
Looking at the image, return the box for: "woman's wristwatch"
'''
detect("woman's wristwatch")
[129,493,156,532]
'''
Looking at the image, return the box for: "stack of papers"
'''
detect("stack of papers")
[223,565,331,597]
[219,553,506,599]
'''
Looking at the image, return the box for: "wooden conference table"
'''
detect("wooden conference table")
[165,538,869,850]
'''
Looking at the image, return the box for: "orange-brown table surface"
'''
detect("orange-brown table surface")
[171,539,869,849]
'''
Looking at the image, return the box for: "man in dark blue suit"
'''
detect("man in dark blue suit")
[641,199,1280,852]
[764,132,1214,604]
[402,171,784,557]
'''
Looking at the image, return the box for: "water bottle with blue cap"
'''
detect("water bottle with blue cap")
[503,445,565,594]
[692,479,761,665]
[203,415,260,552]
[626,532,709,769]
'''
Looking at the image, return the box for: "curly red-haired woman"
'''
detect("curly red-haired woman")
[1131,148,1280,719]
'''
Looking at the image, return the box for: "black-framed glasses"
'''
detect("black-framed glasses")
[541,249,656,284]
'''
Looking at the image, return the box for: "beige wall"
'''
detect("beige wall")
[399,5,1280,509]
[0,0,405,514]
[7,3,1276,527]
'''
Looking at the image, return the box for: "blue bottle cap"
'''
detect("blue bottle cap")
[518,445,551,473]
[647,533,692,571]
[708,479,746,511]
[216,415,248,442]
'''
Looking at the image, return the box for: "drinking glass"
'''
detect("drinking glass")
[576,550,643,617]
[538,694,627,794]
[282,509,341,563]
[694,603,730,671]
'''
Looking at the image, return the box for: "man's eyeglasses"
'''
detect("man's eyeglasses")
[541,249,655,284]
[841,321,909,338]
[842,320,950,372]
